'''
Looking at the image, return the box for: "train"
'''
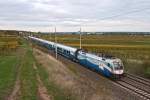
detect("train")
[29,36,124,79]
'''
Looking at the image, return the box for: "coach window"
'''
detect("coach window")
[68,51,70,54]
[64,50,67,53]
[58,48,62,52]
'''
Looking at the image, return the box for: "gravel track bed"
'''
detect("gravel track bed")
[121,77,150,94]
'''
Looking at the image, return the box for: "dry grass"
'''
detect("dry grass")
[0,36,20,55]
[33,48,116,100]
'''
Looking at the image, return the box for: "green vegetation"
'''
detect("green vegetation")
[0,34,38,99]
[19,47,38,100]
[0,56,18,99]
[0,33,76,99]
[0,33,23,99]
[41,34,150,78]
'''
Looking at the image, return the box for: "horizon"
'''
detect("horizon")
[1,29,150,34]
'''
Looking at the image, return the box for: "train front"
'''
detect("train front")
[109,58,124,79]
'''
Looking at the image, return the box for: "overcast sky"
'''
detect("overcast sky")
[0,0,150,32]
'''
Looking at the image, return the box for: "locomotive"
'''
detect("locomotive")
[29,36,124,79]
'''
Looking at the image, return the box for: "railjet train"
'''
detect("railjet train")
[29,36,124,79]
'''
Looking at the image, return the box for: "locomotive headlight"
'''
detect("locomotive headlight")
[113,70,124,74]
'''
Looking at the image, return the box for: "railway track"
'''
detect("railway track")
[115,73,150,100]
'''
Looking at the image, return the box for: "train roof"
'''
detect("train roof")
[29,36,55,45]
[85,53,102,60]
[85,52,115,61]
[56,43,77,52]
[29,36,77,52]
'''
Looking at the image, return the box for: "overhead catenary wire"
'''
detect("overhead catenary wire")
[81,6,150,28]
[98,6,150,21]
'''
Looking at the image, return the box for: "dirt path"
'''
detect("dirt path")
[33,64,52,100]
[7,78,20,100]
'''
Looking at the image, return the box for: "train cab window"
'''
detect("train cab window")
[81,51,86,55]
[107,63,110,67]
[113,62,123,70]
[102,58,105,61]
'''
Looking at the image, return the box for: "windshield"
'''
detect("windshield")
[113,62,123,70]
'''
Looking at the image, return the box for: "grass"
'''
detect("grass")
[0,56,18,99]
[19,39,75,100]
[0,35,22,99]
[0,35,75,99]
[19,40,38,100]
[0,36,38,99]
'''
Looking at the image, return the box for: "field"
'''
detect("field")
[0,33,148,100]
[0,35,37,99]
[0,33,81,99]
[0,36,20,55]
[41,34,150,79]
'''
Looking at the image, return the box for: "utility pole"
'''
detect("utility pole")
[55,27,57,59]
[80,27,82,49]
[50,26,52,41]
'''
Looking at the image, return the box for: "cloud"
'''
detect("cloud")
[0,0,150,32]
